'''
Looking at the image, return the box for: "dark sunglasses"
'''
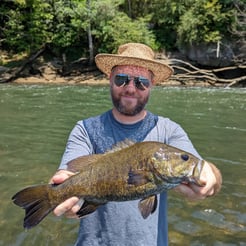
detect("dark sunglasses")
[114,74,150,91]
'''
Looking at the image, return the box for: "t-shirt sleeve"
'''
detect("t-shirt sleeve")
[58,121,93,170]
[145,116,202,159]
[167,123,202,159]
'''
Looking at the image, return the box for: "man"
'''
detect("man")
[50,43,222,246]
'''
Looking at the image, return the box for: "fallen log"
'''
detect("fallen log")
[169,59,246,87]
[0,46,46,83]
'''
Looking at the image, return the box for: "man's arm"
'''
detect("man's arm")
[50,121,93,218]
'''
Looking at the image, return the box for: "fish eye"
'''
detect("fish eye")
[181,154,189,161]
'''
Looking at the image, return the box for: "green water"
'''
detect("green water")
[0,84,245,245]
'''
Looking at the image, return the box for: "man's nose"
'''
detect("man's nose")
[125,79,136,91]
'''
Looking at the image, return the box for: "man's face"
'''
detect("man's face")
[110,65,153,116]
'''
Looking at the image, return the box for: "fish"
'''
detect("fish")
[12,141,205,229]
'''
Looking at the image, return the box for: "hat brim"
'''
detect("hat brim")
[95,54,173,84]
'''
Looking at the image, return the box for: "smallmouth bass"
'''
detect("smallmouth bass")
[12,141,205,229]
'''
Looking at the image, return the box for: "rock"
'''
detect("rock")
[0,66,9,74]
[180,42,234,67]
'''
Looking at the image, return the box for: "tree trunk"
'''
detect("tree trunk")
[87,0,94,66]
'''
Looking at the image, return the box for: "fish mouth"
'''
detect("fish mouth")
[195,159,204,175]
[187,159,205,186]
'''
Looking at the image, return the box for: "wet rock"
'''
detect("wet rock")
[181,42,234,67]
[0,66,9,74]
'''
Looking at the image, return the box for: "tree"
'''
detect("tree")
[229,0,246,63]
[136,0,192,50]
[2,0,54,52]
[70,0,157,53]
[177,0,235,45]
[1,0,243,62]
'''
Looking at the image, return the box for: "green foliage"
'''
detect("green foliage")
[27,1,54,47]
[71,0,157,53]
[51,0,80,48]
[144,0,193,49]
[95,14,157,53]
[0,0,240,57]
[177,0,234,45]
[1,2,26,52]
[2,0,54,52]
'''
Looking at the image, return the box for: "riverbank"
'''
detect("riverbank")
[11,73,227,88]
[9,66,219,87]
[12,77,183,86]
[12,72,109,86]
[1,54,244,87]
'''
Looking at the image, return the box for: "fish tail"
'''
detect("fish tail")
[12,184,55,229]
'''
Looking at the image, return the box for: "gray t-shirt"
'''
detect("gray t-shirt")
[59,110,201,246]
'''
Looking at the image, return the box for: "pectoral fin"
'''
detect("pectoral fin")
[138,195,158,219]
[127,169,152,186]
[76,200,105,218]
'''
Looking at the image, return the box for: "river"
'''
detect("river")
[0,84,245,245]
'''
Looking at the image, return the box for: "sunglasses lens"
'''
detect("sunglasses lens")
[114,74,129,87]
[134,77,150,90]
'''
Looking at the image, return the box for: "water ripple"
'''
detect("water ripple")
[192,209,246,233]
[212,125,246,132]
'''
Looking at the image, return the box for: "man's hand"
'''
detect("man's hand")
[50,170,83,218]
[174,161,222,200]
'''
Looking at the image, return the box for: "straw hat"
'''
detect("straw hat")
[95,43,173,84]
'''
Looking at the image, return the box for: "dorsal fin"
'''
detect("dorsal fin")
[67,155,102,172]
[67,140,135,172]
[106,139,136,153]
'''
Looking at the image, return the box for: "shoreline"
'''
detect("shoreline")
[11,73,225,88]
[1,57,244,88]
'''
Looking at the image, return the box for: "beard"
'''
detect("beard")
[110,86,149,116]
